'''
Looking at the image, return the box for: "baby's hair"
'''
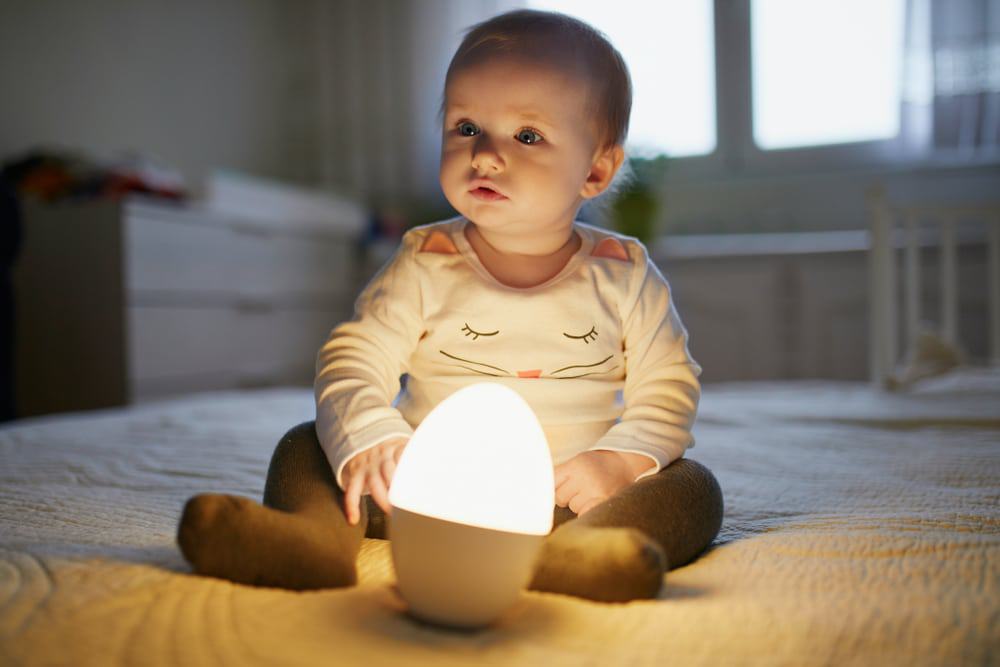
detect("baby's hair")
[439,9,632,152]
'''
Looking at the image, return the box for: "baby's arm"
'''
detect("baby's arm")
[588,253,702,479]
[315,234,424,501]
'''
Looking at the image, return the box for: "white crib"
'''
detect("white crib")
[867,185,1000,388]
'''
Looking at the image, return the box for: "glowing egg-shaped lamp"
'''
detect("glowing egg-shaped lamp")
[388,382,554,628]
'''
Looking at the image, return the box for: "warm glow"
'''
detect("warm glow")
[388,383,554,535]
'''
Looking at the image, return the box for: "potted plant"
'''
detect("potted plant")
[609,155,668,243]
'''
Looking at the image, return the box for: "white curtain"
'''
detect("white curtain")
[902,0,1000,156]
[315,0,522,208]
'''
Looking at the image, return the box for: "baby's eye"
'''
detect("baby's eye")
[462,323,499,340]
[516,128,544,145]
[457,121,480,137]
[563,326,598,344]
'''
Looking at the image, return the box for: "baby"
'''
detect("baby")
[178,9,723,603]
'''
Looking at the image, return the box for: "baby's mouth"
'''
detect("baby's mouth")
[468,180,508,201]
[471,187,506,201]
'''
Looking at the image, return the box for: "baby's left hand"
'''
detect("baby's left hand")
[554,450,638,516]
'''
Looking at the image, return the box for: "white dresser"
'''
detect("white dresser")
[14,196,366,416]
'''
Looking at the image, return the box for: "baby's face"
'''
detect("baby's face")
[439,57,603,243]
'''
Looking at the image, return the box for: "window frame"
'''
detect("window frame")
[664,0,1000,185]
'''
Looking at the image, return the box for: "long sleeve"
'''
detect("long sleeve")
[314,235,425,490]
[588,255,702,480]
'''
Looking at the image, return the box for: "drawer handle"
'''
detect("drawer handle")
[238,374,279,388]
[230,223,278,238]
[236,299,274,313]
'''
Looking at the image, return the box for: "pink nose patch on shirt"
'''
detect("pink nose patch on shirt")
[517,370,542,378]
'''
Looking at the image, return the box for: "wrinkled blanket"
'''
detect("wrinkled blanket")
[1,374,998,665]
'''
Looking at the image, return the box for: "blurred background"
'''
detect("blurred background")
[1,0,997,419]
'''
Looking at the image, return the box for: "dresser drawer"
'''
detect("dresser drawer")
[125,212,358,301]
[233,306,344,379]
[127,304,348,392]
[241,234,358,299]
[131,372,242,403]
[125,213,247,294]
[127,306,239,380]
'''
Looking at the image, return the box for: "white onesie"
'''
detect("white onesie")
[315,216,702,490]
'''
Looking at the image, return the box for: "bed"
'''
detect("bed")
[1,373,997,666]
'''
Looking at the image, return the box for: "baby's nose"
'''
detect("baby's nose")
[471,139,503,171]
[517,370,542,378]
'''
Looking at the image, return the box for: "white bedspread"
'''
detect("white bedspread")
[1,375,998,665]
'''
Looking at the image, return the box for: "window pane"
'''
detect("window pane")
[751,0,905,150]
[525,0,716,157]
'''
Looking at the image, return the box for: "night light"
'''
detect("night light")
[388,382,555,628]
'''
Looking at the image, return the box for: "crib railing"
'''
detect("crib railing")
[867,186,1000,388]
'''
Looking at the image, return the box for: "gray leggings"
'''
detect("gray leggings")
[264,422,723,570]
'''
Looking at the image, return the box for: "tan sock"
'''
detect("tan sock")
[177,493,361,590]
[527,522,667,602]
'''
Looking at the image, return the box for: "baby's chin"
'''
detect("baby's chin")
[453,199,515,226]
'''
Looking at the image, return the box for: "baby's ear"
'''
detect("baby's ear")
[591,237,630,262]
[581,144,625,200]
[419,230,459,255]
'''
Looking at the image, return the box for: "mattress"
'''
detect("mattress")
[1,374,998,665]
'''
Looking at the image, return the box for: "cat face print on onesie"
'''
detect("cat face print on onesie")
[399,221,637,432]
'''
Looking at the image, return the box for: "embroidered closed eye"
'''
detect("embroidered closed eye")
[563,326,598,344]
[462,323,499,340]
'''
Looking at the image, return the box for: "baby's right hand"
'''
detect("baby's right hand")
[341,437,409,526]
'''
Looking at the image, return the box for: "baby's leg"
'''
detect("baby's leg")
[177,421,369,589]
[529,458,723,602]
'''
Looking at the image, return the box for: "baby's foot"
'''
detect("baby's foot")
[528,523,667,602]
[177,494,359,590]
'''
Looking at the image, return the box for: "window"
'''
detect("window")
[750,0,906,150]
[525,0,716,158]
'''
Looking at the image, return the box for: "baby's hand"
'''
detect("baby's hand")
[554,450,637,516]
[341,437,409,526]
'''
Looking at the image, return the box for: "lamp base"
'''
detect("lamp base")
[389,506,545,629]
